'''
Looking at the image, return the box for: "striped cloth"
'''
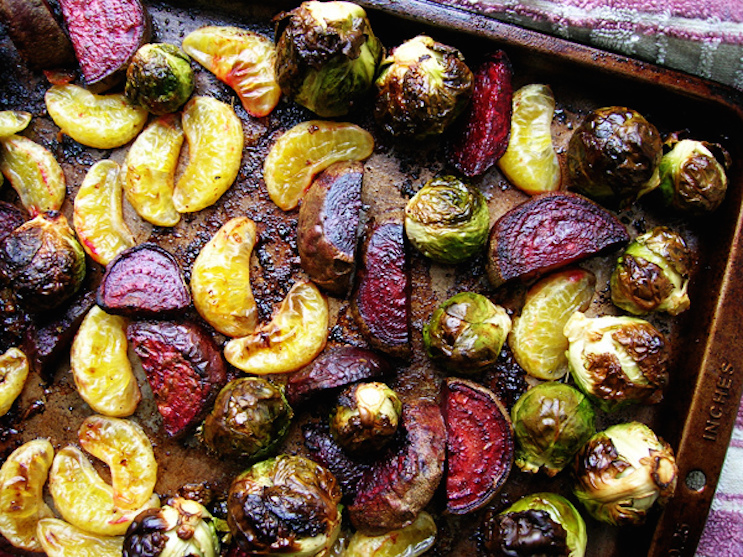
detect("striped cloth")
[435,0,743,90]
[696,399,743,557]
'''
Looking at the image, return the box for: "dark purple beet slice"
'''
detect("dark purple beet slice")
[486,192,630,288]
[97,243,191,318]
[351,218,410,359]
[127,319,227,438]
[442,378,514,515]
[59,0,151,91]
[285,346,390,406]
[297,161,363,296]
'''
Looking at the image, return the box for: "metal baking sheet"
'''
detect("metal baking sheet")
[1,0,743,555]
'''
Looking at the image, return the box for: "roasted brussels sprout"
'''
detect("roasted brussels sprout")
[511,382,595,476]
[330,381,402,454]
[227,455,342,556]
[567,106,662,207]
[0,214,85,313]
[423,292,511,374]
[564,312,669,411]
[658,135,730,215]
[126,43,195,115]
[404,175,490,264]
[484,492,587,557]
[274,1,383,117]
[374,35,473,139]
[344,510,437,557]
[573,422,678,526]
[201,377,293,460]
[123,497,220,557]
[610,226,692,316]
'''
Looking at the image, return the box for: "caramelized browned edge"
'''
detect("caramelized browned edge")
[354,1,743,555]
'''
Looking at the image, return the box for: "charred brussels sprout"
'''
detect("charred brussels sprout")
[227,455,342,557]
[404,175,489,263]
[423,292,511,375]
[484,492,587,557]
[564,312,669,411]
[374,35,473,139]
[610,226,692,316]
[0,214,85,313]
[329,381,402,454]
[567,106,662,208]
[511,382,595,476]
[201,377,293,461]
[123,497,220,557]
[574,422,678,526]
[658,136,730,215]
[274,1,383,117]
[126,43,195,115]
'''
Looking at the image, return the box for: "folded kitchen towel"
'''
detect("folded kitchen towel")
[436,0,743,90]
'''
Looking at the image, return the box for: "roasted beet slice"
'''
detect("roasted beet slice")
[23,290,95,377]
[59,0,151,91]
[297,161,363,296]
[97,243,191,318]
[286,346,390,406]
[127,319,227,437]
[0,202,23,243]
[449,51,513,177]
[349,398,445,532]
[486,192,630,288]
[351,218,411,359]
[442,378,514,514]
[0,0,76,70]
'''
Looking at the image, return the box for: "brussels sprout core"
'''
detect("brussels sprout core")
[511,382,595,476]
[611,226,692,316]
[274,1,383,117]
[0,213,85,313]
[330,381,402,454]
[201,377,293,461]
[126,43,195,115]
[423,292,511,374]
[658,137,730,214]
[405,175,490,263]
[227,455,342,557]
[564,312,669,411]
[123,497,220,557]
[567,106,662,208]
[574,422,678,526]
[374,35,473,139]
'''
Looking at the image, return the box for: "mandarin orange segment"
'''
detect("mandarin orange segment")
[263,120,374,211]
[37,518,124,557]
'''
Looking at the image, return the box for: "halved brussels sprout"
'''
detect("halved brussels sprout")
[564,312,669,411]
[123,497,220,557]
[423,292,511,375]
[658,136,730,215]
[0,347,29,416]
[374,35,473,139]
[202,377,293,461]
[125,42,194,114]
[511,382,595,476]
[330,381,402,455]
[0,214,86,313]
[574,422,678,526]
[344,511,437,557]
[567,106,662,208]
[227,455,342,556]
[610,226,692,316]
[485,492,587,557]
[274,1,383,117]
[404,175,489,264]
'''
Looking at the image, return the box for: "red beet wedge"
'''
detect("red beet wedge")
[127,320,227,438]
[97,243,191,318]
[449,50,513,177]
[442,378,514,515]
[486,192,630,288]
